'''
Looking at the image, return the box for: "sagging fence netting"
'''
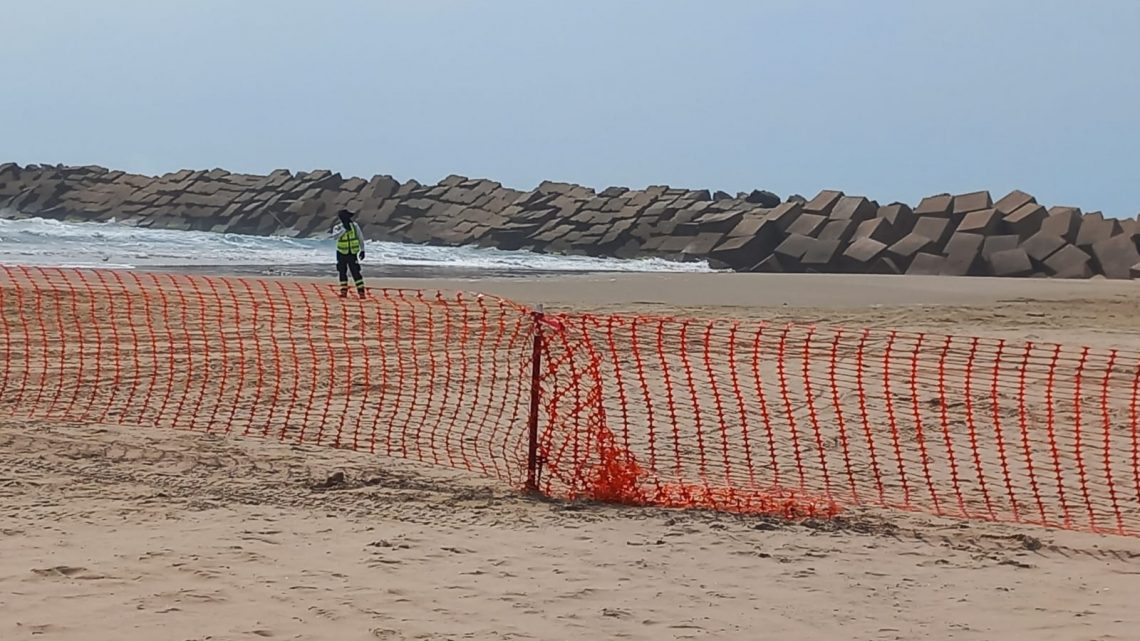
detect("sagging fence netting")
[2,266,1138,536]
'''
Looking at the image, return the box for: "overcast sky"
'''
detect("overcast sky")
[3,0,1138,216]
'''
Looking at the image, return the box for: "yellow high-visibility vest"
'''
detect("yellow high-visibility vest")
[336,222,363,254]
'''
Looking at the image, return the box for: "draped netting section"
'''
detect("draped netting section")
[533,312,1140,533]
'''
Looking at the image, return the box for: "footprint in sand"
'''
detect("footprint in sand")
[31,566,87,577]
[30,566,108,580]
[169,589,228,604]
[441,546,470,553]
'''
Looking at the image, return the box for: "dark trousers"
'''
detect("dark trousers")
[336,252,365,295]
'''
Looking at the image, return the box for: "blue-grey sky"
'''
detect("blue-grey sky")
[3,0,1138,216]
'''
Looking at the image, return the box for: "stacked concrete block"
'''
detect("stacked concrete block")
[695,210,744,234]
[800,238,844,272]
[1003,203,1047,240]
[911,217,954,247]
[773,234,817,271]
[802,190,844,215]
[1076,213,1121,250]
[818,219,858,243]
[952,190,993,216]
[829,196,877,223]
[1044,245,1094,278]
[876,203,916,236]
[1091,234,1140,279]
[993,189,1036,216]
[886,233,938,270]
[682,232,726,259]
[744,189,781,207]
[1041,207,1082,242]
[941,233,985,276]
[982,234,1021,257]
[841,236,888,271]
[868,256,902,275]
[957,208,1002,235]
[724,211,770,238]
[766,201,804,233]
[1020,231,1067,266]
[708,221,780,269]
[907,253,945,275]
[853,218,900,245]
[987,248,1034,277]
[914,194,954,218]
[0,163,1137,279]
[786,213,828,237]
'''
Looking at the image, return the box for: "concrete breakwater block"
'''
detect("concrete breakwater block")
[828,196,877,223]
[886,233,938,270]
[1091,234,1140,280]
[818,219,858,243]
[803,190,844,215]
[855,217,901,245]
[993,189,1036,216]
[1042,207,1082,242]
[773,234,817,269]
[915,194,953,217]
[1003,203,1047,240]
[800,238,844,272]
[1044,244,1094,279]
[952,190,993,215]
[1,162,1137,279]
[982,234,1021,259]
[1020,231,1067,264]
[1076,213,1120,249]
[786,213,828,237]
[911,217,954,247]
[842,236,888,271]
[987,248,1034,277]
[876,203,916,235]
[941,233,985,276]
[957,208,1002,236]
[907,252,945,275]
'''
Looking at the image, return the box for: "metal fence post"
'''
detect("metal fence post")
[525,304,545,493]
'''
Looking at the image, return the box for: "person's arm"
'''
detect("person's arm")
[353,221,365,258]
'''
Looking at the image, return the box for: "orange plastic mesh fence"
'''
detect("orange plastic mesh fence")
[0,266,536,488]
[3,266,1139,535]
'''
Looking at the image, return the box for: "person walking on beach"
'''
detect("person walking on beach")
[332,208,367,298]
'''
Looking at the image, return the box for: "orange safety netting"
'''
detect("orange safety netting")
[3,266,1139,535]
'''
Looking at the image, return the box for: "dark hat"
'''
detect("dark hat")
[337,208,355,218]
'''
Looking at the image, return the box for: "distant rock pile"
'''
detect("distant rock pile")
[1,163,1137,279]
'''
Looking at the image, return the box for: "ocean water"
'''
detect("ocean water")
[0,217,712,275]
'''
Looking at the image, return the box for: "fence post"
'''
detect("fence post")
[526,304,545,493]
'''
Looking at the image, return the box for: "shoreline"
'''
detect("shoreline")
[6,260,1137,311]
[70,263,1140,309]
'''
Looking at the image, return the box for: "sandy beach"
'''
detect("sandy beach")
[3,271,1140,641]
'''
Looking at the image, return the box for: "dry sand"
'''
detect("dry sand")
[3,272,1140,641]
[356,272,1140,348]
